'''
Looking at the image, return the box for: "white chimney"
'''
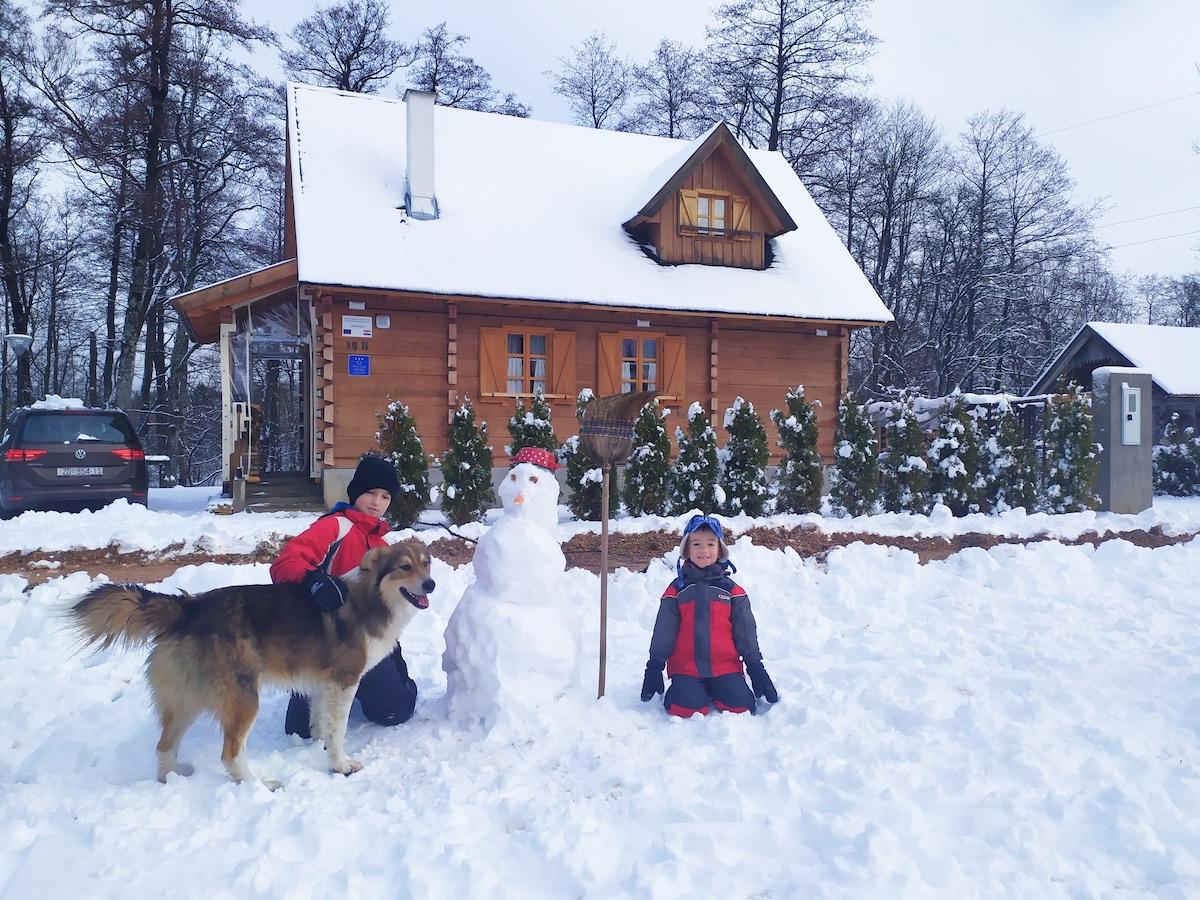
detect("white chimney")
[403,89,438,220]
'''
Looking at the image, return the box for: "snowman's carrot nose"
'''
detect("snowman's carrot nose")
[513,493,525,504]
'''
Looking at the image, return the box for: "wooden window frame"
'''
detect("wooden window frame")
[679,189,751,242]
[480,326,576,401]
[505,331,550,395]
[618,335,660,393]
[598,332,685,400]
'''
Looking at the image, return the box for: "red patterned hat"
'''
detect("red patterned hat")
[510,446,561,471]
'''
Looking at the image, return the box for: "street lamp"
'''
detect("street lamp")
[2,334,33,419]
[3,334,32,359]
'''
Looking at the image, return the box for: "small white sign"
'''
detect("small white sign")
[341,314,373,338]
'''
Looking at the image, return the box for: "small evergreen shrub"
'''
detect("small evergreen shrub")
[375,397,431,529]
[622,399,672,516]
[669,401,721,515]
[562,389,617,521]
[1042,384,1100,513]
[1153,414,1200,496]
[770,385,823,515]
[720,396,770,517]
[507,393,557,457]
[879,394,931,514]
[440,397,495,525]
[927,392,984,516]
[828,391,878,517]
[984,402,1039,512]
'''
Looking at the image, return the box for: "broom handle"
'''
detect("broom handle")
[598,464,609,698]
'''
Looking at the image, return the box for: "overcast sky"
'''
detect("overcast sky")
[240,0,1200,281]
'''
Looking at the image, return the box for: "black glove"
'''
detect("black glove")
[302,568,347,612]
[640,661,665,702]
[745,660,779,703]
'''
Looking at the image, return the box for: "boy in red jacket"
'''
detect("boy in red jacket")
[640,513,778,717]
[272,454,419,738]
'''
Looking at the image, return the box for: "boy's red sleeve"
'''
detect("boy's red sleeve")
[270,518,338,584]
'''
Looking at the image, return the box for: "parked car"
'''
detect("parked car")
[0,406,149,518]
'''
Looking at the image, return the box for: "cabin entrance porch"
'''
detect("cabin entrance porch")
[222,291,317,500]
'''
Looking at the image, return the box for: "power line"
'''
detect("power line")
[1109,229,1200,249]
[1039,92,1199,136]
[1096,205,1200,229]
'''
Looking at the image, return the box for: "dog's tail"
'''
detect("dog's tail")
[69,583,188,651]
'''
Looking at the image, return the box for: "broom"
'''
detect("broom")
[578,390,659,698]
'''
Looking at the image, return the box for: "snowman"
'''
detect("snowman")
[442,446,582,731]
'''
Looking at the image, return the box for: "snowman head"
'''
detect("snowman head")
[500,451,560,533]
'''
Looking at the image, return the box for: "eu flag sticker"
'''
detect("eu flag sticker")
[348,355,370,376]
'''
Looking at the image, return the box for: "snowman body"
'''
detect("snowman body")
[443,461,581,730]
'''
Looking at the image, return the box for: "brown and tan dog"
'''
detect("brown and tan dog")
[68,540,434,789]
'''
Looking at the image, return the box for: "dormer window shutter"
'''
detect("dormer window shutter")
[679,190,699,229]
[731,196,750,241]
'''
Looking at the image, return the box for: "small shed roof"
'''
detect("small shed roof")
[286,83,892,326]
[1030,322,1200,396]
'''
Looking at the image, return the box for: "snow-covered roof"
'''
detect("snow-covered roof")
[286,83,892,325]
[1085,322,1200,396]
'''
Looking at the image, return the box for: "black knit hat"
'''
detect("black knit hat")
[347,455,400,506]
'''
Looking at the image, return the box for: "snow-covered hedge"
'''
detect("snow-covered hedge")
[1153,415,1200,496]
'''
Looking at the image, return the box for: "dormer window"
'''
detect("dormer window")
[679,189,750,242]
[697,194,726,236]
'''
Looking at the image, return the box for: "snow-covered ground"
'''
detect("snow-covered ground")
[2,488,1199,898]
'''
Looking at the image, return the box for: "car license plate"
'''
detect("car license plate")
[57,466,103,477]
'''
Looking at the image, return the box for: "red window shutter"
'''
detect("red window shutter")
[661,335,685,399]
[479,327,507,396]
[551,329,576,396]
[597,332,621,396]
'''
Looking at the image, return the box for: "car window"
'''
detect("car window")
[18,413,137,445]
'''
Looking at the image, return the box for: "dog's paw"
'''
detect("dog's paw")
[332,758,363,776]
[157,761,195,782]
[263,778,282,792]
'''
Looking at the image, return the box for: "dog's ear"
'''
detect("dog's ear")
[358,546,387,573]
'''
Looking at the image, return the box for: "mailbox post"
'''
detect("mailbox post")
[1092,366,1153,514]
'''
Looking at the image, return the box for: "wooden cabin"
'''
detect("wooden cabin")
[1030,322,1200,441]
[171,85,893,505]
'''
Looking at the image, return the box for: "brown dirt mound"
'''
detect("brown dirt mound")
[4,525,1193,587]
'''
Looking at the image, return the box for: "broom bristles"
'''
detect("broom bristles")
[579,390,659,464]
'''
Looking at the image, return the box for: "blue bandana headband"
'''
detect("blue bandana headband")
[676,513,736,583]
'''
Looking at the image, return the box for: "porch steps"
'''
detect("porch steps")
[244,472,328,514]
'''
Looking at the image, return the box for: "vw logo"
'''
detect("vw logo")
[75,449,87,460]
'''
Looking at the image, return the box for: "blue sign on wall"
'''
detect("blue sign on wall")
[348,354,370,376]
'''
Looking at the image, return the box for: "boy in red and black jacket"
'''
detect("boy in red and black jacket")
[272,454,418,737]
[640,513,778,717]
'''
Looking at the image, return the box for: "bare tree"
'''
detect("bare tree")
[627,39,709,139]
[408,23,529,116]
[37,0,274,412]
[546,31,631,129]
[707,0,876,172]
[1136,273,1200,327]
[827,100,946,394]
[281,0,411,94]
[0,0,44,408]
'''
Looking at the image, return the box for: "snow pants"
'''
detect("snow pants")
[664,672,756,718]
[285,645,418,737]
